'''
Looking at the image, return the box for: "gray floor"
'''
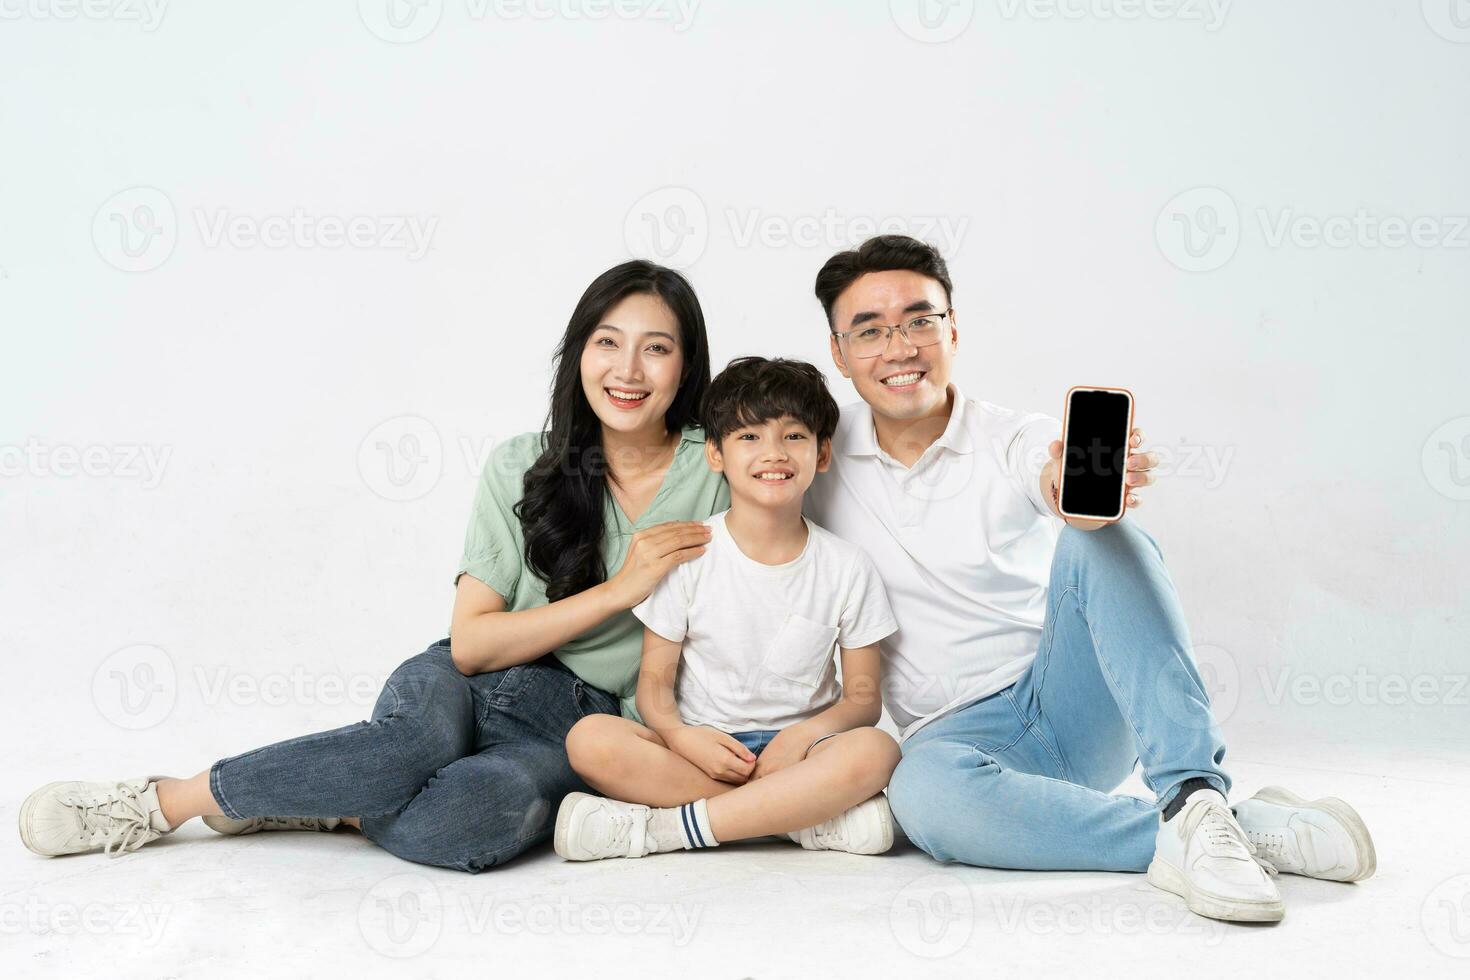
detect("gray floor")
[4,735,1466,978]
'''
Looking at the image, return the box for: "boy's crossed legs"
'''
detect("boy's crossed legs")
[556,715,899,858]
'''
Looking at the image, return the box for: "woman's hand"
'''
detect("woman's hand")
[605,521,711,608]
[664,726,757,785]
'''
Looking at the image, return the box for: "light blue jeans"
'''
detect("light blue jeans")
[887,520,1229,872]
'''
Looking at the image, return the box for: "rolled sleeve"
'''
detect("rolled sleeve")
[456,435,537,604]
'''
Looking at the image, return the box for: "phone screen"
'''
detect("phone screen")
[1061,389,1131,519]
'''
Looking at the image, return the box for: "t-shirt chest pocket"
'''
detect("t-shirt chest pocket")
[760,613,839,687]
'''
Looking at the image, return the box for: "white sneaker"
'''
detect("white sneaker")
[1232,786,1376,882]
[19,779,174,858]
[554,792,673,861]
[203,815,343,836]
[1148,788,1284,922]
[785,793,894,855]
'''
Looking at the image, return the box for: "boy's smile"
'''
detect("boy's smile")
[706,415,831,507]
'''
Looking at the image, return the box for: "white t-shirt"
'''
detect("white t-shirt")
[631,510,898,733]
[804,383,1062,740]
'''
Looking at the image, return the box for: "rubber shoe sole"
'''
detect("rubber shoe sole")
[1244,786,1377,882]
[1147,857,1286,923]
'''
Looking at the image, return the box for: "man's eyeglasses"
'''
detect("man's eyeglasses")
[831,309,953,359]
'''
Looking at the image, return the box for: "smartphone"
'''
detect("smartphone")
[1058,386,1135,523]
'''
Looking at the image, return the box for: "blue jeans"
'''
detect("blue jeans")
[887,521,1229,872]
[209,639,619,872]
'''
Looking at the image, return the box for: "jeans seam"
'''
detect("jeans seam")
[1059,582,1158,790]
[208,759,244,821]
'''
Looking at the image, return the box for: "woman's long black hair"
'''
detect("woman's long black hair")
[514,260,711,602]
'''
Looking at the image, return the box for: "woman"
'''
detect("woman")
[19,260,730,872]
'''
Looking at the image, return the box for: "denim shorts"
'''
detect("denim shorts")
[730,729,780,756]
[729,728,844,757]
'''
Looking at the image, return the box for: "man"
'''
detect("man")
[803,235,1376,923]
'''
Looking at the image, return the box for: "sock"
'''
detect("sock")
[657,799,719,850]
[1162,777,1224,822]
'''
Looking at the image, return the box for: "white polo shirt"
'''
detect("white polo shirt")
[804,383,1062,740]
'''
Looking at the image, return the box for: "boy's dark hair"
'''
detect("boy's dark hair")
[813,234,954,326]
[702,357,840,448]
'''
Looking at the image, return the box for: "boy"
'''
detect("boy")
[554,357,901,860]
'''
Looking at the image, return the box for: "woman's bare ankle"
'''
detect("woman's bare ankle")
[155,771,223,827]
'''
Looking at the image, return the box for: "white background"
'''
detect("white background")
[2,2,1468,976]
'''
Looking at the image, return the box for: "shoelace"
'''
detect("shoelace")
[1183,802,1279,876]
[594,802,649,858]
[63,783,156,858]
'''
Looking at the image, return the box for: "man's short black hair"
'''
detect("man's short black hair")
[702,356,839,448]
[814,234,954,326]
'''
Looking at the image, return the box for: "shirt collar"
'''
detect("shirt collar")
[843,383,973,458]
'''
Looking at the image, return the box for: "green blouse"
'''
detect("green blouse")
[456,425,730,717]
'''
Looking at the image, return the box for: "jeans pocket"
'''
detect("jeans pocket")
[486,665,531,707]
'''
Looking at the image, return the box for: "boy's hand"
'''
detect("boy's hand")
[750,727,811,780]
[665,726,757,785]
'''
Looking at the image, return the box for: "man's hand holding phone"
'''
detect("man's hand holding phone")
[1040,386,1159,529]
